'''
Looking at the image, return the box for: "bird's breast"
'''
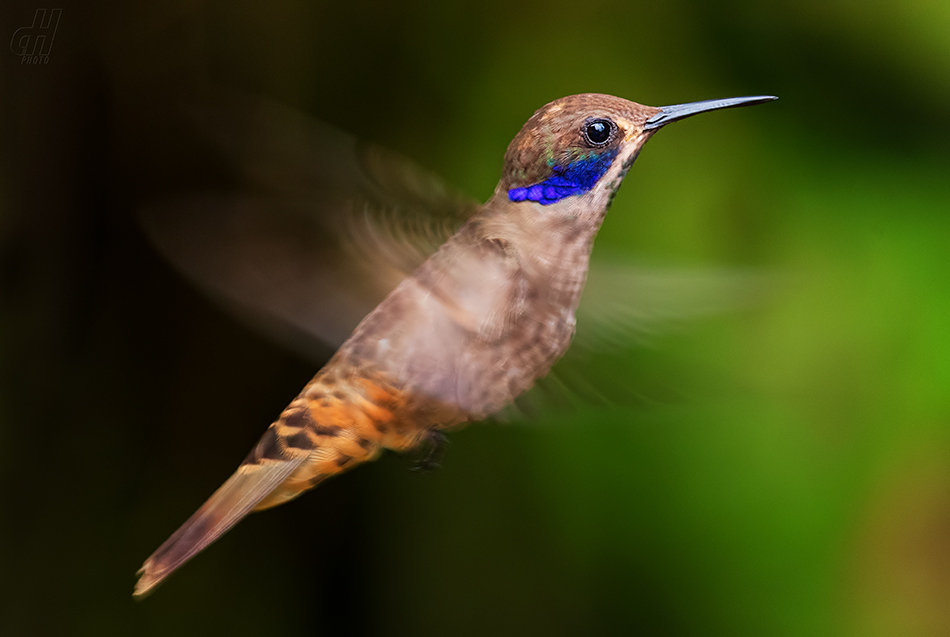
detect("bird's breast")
[336,214,594,427]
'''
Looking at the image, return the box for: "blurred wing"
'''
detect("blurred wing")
[141,193,403,360]
[141,91,478,359]
[190,91,478,275]
[574,256,772,352]
[501,258,774,419]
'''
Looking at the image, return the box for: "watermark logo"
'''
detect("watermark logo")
[10,8,61,65]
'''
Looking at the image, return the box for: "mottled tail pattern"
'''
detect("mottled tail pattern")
[134,366,409,598]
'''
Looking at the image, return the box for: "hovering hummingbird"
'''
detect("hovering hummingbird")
[134,92,776,597]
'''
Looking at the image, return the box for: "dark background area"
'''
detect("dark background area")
[2,0,949,635]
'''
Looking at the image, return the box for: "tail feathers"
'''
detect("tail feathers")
[134,452,307,599]
[135,375,397,598]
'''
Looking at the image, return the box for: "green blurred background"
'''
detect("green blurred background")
[2,0,949,635]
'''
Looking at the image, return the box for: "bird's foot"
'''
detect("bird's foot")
[411,429,449,473]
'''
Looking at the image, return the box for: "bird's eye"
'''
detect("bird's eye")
[584,119,614,146]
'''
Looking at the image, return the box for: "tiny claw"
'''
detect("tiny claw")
[411,429,449,473]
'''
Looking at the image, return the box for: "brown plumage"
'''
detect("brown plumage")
[135,92,775,597]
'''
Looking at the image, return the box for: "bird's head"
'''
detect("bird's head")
[495,93,776,216]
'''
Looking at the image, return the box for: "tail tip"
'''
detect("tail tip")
[132,562,164,600]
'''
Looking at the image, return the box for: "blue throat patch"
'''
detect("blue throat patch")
[508,149,618,206]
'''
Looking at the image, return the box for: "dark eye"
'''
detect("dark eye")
[584,119,614,146]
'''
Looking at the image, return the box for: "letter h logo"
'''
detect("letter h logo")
[11,9,62,65]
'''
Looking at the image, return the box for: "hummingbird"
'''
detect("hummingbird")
[134,92,776,598]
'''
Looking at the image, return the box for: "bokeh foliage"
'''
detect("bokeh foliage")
[2,0,949,635]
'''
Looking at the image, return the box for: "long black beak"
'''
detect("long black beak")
[643,95,777,131]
